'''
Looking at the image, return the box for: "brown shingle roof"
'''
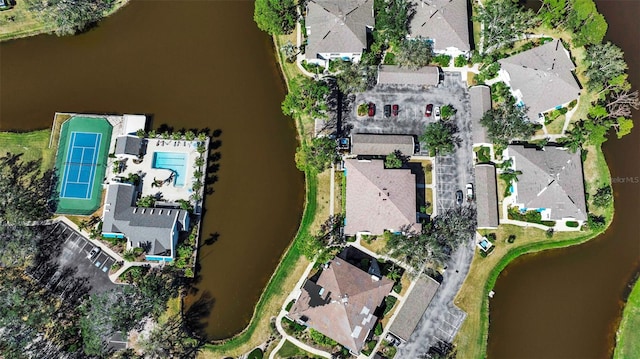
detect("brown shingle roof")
[388,275,440,342]
[350,134,415,156]
[377,65,440,86]
[344,159,421,235]
[507,145,587,221]
[288,257,394,353]
[475,164,499,228]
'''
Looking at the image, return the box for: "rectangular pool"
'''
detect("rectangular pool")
[152,152,187,187]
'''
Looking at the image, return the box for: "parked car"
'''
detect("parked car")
[368,102,376,117]
[88,247,101,259]
[434,106,441,120]
[384,104,392,117]
[392,104,399,116]
[456,190,464,205]
[425,104,433,117]
[466,183,474,201]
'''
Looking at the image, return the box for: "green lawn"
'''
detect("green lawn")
[614,277,640,359]
[0,130,55,171]
[275,340,323,359]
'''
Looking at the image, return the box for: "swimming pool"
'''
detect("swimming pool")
[152,152,187,186]
[479,239,490,250]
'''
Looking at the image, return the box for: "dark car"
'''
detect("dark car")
[392,104,399,116]
[456,190,464,205]
[384,104,392,117]
[425,104,433,117]
[368,102,376,117]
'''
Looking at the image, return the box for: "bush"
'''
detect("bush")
[184,268,194,278]
[285,300,295,312]
[545,228,554,238]
[247,348,263,359]
[566,221,580,228]
[486,233,497,242]
[393,281,402,294]
[309,328,337,347]
[374,322,383,335]
[454,55,467,67]
[433,54,452,67]
[383,296,397,316]
[282,317,306,335]
[507,235,516,243]
[357,103,368,116]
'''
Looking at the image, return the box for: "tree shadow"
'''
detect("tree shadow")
[202,232,220,247]
[183,291,215,341]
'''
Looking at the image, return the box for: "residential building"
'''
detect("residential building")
[102,183,190,262]
[498,39,581,122]
[377,65,441,87]
[407,0,471,57]
[350,134,416,156]
[505,145,587,222]
[475,164,499,229]
[388,275,440,343]
[305,0,374,67]
[344,159,421,236]
[470,85,491,145]
[287,257,394,353]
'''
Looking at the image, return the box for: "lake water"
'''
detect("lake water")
[0,0,305,339]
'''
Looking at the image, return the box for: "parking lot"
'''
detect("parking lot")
[347,73,471,152]
[53,221,118,294]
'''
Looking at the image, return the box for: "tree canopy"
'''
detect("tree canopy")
[395,38,433,69]
[281,76,330,119]
[419,121,460,156]
[480,103,535,146]
[475,0,537,53]
[584,42,627,91]
[374,0,414,45]
[27,0,114,36]
[295,137,338,173]
[568,0,608,47]
[253,0,296,35]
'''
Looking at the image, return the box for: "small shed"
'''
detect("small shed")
[114,135,142,159]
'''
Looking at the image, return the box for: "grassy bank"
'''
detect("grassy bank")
[0,129,55,171]
[614,276,640,359]
[454,145,614,357]
[0,0,129,42]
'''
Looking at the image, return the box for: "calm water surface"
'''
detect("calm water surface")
[0,1,304,339]
[487,1,640,358]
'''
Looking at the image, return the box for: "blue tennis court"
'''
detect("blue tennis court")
[60,132,102,199]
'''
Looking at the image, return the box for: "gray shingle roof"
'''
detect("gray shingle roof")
[408,0,470,52]
[114,136,141,156]
[388,275,439,342]
[351,134,415,156]
[508,145,587,221]
[305,0,374,60]
[475,164,499,228]
[102,183,188,257]
[377,65,440,86]
[498,39,581,121]
[344,159,421,235]
[288,257,394,353]
[470,85,491,144]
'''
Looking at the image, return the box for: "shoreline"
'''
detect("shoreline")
[0,0,131,43]
[613,274,640,358]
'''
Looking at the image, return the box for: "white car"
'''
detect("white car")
[434,106,441,121]
[466,183,474,201]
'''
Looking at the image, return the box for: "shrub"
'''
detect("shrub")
[247,348,263,359]
[393,281,402,294]
[454,55,467,67]
[384,296,397,316]
[545,228,554,238]
[433,54,452,67]
[184,268,194,278]
[374,322,383,335]
[507,235,516,243]
[285,300,295,312]
[282,317,306,335]
[357,103,368,116]
[309,328,337,347]
[566,221,580,228]
[486,233,497,242]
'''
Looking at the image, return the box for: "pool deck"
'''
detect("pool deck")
[106,138,202,203]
